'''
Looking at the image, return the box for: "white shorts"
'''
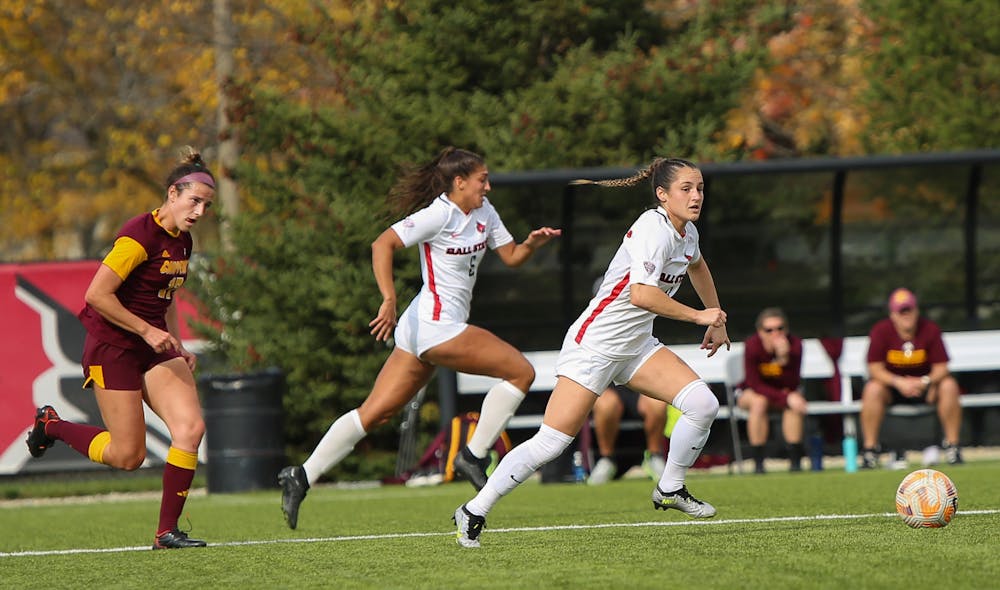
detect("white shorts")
[555,334,663,395]
[393,301,468,358]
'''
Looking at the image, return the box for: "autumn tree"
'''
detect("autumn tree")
[0,2,210,259]
[713,0,876,160]
[0,0,343,261]
[710,0,1000,159]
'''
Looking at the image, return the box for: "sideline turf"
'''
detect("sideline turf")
[1,462,997,589]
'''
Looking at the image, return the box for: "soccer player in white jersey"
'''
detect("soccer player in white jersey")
[454,157,730,548]
[278,147,560,529]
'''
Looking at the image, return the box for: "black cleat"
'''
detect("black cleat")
[25,406,60,458]
[278,465,310,529]
[153,529,207,549]
[453,447,490,491]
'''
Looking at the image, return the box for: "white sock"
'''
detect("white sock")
[658,380,719,492]
[302,409,366,486]
[466,424,573,516]
[466,380,526,458]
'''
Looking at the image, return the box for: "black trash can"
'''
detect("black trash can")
[200,367,287,493]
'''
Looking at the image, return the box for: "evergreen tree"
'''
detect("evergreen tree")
[189,1,764,474]
[861,0,1000,152]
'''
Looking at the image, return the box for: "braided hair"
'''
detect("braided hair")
[571,157,698,201]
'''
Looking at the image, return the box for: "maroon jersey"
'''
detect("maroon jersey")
[739,332,803,406]
[78,210,192,349]
[866,316,948,377]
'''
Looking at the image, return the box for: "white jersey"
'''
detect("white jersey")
[390,194,514,323]
[568,206,701,359]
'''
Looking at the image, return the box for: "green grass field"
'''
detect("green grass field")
[2,462,998,589]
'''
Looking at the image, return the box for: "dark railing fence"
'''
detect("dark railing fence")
[433,149,1000,432]
[469,149,1000,352]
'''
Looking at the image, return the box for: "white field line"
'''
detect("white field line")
[2,509,997,558]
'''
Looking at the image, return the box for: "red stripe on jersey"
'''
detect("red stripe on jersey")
[423,243,442,320]
[575,272,630,344]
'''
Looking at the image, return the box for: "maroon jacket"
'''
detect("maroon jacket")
[739,332,803,407]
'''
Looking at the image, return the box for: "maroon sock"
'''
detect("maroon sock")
[46,420,106,458]
[157,447,198,536]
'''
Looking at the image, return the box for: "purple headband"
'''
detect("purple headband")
[174,172,216,189]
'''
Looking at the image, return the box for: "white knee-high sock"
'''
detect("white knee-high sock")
[465,424,574,517]
[302,409,366,486]
[659,380,719,492]
[466,380,526,458]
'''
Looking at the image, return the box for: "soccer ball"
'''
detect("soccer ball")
[895,469,958,528]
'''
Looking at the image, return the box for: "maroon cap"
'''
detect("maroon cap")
[888,288,917,312]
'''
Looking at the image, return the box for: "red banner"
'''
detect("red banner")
[0,260,204,474]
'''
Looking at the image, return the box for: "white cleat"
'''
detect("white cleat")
[652,485,716,518]
[453,504,486,548]
[587,457,617,485]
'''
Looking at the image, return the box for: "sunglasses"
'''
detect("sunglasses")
[894,307,915,314]
[762,326,786,333]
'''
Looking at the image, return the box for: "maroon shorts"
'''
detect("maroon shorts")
[81,336,182,390]
[734,387,790,411]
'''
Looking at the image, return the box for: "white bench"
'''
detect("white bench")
[447,330,1000,467]
[454,339,844,424]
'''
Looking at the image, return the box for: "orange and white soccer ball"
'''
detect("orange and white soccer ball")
[895,469,958,528]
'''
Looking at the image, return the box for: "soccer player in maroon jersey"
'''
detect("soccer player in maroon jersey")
[859,288,963,468]
[735,307,807,473]
[25,147,215,549]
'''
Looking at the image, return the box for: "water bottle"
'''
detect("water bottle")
[842,436,858,473]
[571,451,586,483]
[809,434,824,471]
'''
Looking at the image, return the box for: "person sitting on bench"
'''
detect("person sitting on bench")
[859,288,963,468]
[735,307,807,473]
[587,385,668,484]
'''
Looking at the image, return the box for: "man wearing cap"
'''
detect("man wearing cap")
[859,288,963,468]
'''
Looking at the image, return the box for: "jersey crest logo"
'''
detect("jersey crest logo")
[643,261,655,275]
[476,222,486,233]
[161,250,171,258]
